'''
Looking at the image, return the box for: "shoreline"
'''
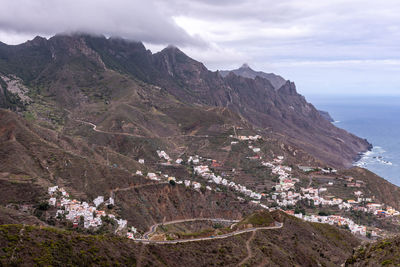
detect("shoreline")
[354,141,373,164]
[351,139,373,168]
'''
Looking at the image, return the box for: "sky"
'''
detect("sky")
[1,0,400,95]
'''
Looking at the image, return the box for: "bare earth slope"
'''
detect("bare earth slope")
[0,34,370,167]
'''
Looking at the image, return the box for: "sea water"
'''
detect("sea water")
[306,95,400,186]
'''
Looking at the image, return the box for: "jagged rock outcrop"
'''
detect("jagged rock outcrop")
[220,63,287,90]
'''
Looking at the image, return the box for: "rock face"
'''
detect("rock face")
[318,110,335,122]
[219,63,287,90]
[0,33,370,167]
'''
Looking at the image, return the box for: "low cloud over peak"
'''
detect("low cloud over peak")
[0,0,205,47]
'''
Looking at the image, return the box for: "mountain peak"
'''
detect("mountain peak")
[240,63,251,69]
[220,64,287,90]
[159,45,187,57]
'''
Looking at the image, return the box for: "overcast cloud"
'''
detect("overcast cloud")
[1,0,400,95]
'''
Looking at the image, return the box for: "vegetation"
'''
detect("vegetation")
[346,236,400,266]
[236,210,274,228]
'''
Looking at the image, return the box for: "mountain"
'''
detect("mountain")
[318,110,335,122]
[219,63,287,90]
[0,34,370,167]
[0,33,390,266]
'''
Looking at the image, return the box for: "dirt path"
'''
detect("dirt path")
[72,114,211,139]
[112,182,168,194]
[238,230,256,266]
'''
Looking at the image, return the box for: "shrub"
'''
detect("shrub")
[38,202,50,211]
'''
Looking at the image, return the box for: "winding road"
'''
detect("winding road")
[73,117,212,139]
[142,218,241,239]
[135,220,283,244]
[74,118,146,138]
[67,111,285,245]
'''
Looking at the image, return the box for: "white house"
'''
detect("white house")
[93,196,104,207]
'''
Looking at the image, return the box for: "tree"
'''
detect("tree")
[318,211,329,216]
[295,206,305,215]
[38,202,50,211]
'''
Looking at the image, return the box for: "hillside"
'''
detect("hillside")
[0,109,258,233]
[318,110,335,122]
[0,33,396,266]
[0,211,360,267]
[0,34,370,167]
[346,235,400,266]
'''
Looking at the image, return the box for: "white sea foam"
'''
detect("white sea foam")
[354,145,392,168]
[374,146,386,153]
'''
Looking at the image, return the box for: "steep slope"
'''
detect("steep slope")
[319,110,335,122]
[219,63,287,90]
[221,74,370,167]
[0,109,257,230]
[0,33,370,167]
[116,41,370,167]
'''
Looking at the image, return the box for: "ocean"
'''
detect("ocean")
[306,95,400,186]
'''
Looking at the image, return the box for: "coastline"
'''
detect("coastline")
[354,146,373,168]
[352,139,373,166]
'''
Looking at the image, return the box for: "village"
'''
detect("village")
[150,134,400,238]
[44,133,400,240]
[47,185,139,239]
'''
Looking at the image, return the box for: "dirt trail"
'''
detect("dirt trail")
[238,230,256,266]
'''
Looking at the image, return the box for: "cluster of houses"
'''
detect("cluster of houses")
[268,163,400,219]
[193,165,262,200]
[132,141,395,240]
[261,156,302,206]
[298,166,337,174]
[287,211,369,236]
[47,186,130,232]
[259,157,385,237]
[335,191,400,217]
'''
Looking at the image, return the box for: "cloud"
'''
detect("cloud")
[167,0,400,95]
[0,0,205,46]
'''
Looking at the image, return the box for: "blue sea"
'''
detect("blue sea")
[306,95,400,186]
